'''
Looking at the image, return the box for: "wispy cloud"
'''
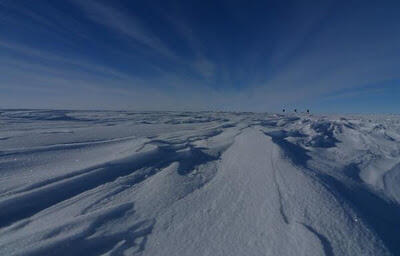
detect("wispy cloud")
[71,0,219,82]
[0,39,145,83]
[70,0,178,60]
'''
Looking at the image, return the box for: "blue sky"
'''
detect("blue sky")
[0,0,399,113]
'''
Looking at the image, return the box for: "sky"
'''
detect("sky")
[0,0,399,113]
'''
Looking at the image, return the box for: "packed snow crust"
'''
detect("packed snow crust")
[0,110,400,255]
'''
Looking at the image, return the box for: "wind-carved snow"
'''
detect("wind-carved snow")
[0,110,399,255]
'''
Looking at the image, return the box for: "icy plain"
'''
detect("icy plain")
[0,109,400,255]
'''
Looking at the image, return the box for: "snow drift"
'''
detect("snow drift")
[0,110,399,255]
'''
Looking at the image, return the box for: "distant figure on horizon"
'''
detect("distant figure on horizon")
[294,109,297,113]
[283,109,285,113]
[307,109,310,114]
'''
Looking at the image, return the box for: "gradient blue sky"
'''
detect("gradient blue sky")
[1,0,399,113]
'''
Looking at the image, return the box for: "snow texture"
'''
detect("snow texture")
[0,110,400,255]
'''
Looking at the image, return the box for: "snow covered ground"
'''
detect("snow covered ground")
[0,109,400,255]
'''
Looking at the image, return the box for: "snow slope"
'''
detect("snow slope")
[0,110,399,255]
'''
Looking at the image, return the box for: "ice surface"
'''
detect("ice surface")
[0,110,399,255]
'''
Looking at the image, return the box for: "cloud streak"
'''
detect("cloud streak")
[70,0,178,60]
